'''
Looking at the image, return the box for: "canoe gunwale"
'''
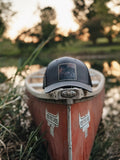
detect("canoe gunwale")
[25,68,105,103]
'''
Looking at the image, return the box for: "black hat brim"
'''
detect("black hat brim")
[44,81,92,93]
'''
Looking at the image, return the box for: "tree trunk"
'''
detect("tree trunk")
[92,39,97,45]
[107,35,113,44]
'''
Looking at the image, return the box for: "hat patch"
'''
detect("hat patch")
[58,63,77,81]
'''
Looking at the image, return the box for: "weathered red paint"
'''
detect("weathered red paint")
[27,88,104,160]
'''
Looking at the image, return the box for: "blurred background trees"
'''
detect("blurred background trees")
[0,0,16,38]
[15,6,57,65]
[72,0,120,44]
[16,6,57,50]
[14,0,120,52]
[0,0,120,66]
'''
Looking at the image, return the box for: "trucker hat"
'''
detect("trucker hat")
[43,57,92,93]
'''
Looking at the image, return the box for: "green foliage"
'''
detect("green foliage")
[38,53,53,66]
[72,0,86,24]
[0,34,53,159]
[90,0,110,18]
[83,17,104,44]
[0,38,20,56]
[0,57,19,67]
[0,17,6,37]
[38,6,57,46]
[40,7,56,23]
[0,84,48,159]
[16,6,57,55]
[92,0,119,44]
[16,40,36,56]
[15,31,54,77]
[41,22,56,48]
[42,37,120,60]
[1,37,120,67]
[0,0,16,37]
[19,123,45,160]
[72,0,120,44]
[0,72,7,83]
[90,120,112,160]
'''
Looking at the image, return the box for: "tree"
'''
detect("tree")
[102,0,120,43]
[16,6,56,44]
[72,0,86,24]
[82,17,103,45]
[40,7,56,23]
[72,0,119,44]
[0,0,16,37]
[40,7,56,46]
[16,6,57,61]
[72,0,104,44]
[0,17,5,37]
[88,0,117,44]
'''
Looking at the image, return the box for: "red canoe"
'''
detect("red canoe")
[25,68,105,160]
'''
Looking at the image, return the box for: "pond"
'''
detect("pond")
[84,60,120,87]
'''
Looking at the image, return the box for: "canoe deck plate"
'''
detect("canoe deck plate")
[79,111,90,138]
[45,109,59,137]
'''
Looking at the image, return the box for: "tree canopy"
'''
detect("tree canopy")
[16,6,56,42]
[0,0,16,37]
[15,6,57,58]
[72,0,120,44]
[40,7,56,23]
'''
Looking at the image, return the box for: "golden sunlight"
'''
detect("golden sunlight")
[6,0,79,40]
[6,0,120,40]
[103,61,120,77]
[84,61,91,68]
[107,1,120,15]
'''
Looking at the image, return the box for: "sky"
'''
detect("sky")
[6,0,79,39]
[6,0,120,40]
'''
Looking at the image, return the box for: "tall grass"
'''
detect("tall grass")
[0,31,115,159]
[0,83,49,159]
[0,31,54,159]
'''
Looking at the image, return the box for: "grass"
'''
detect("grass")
[0,57,19,67]
[0,39,20,56]
[0,34,53,160]
[43,37,120,58]
[0,37,120,67]
[0,80,49,159]
[89,120,111,160]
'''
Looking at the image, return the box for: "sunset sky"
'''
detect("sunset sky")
[6,0,120,40]
[7,0,79,39]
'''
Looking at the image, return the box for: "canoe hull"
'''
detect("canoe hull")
[27,88,104,160]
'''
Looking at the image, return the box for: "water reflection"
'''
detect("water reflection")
[103,86,120,119]
[84,61,91,68]
[103,61,120,77]
[85,60,120,78]
[102,86,120,158]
